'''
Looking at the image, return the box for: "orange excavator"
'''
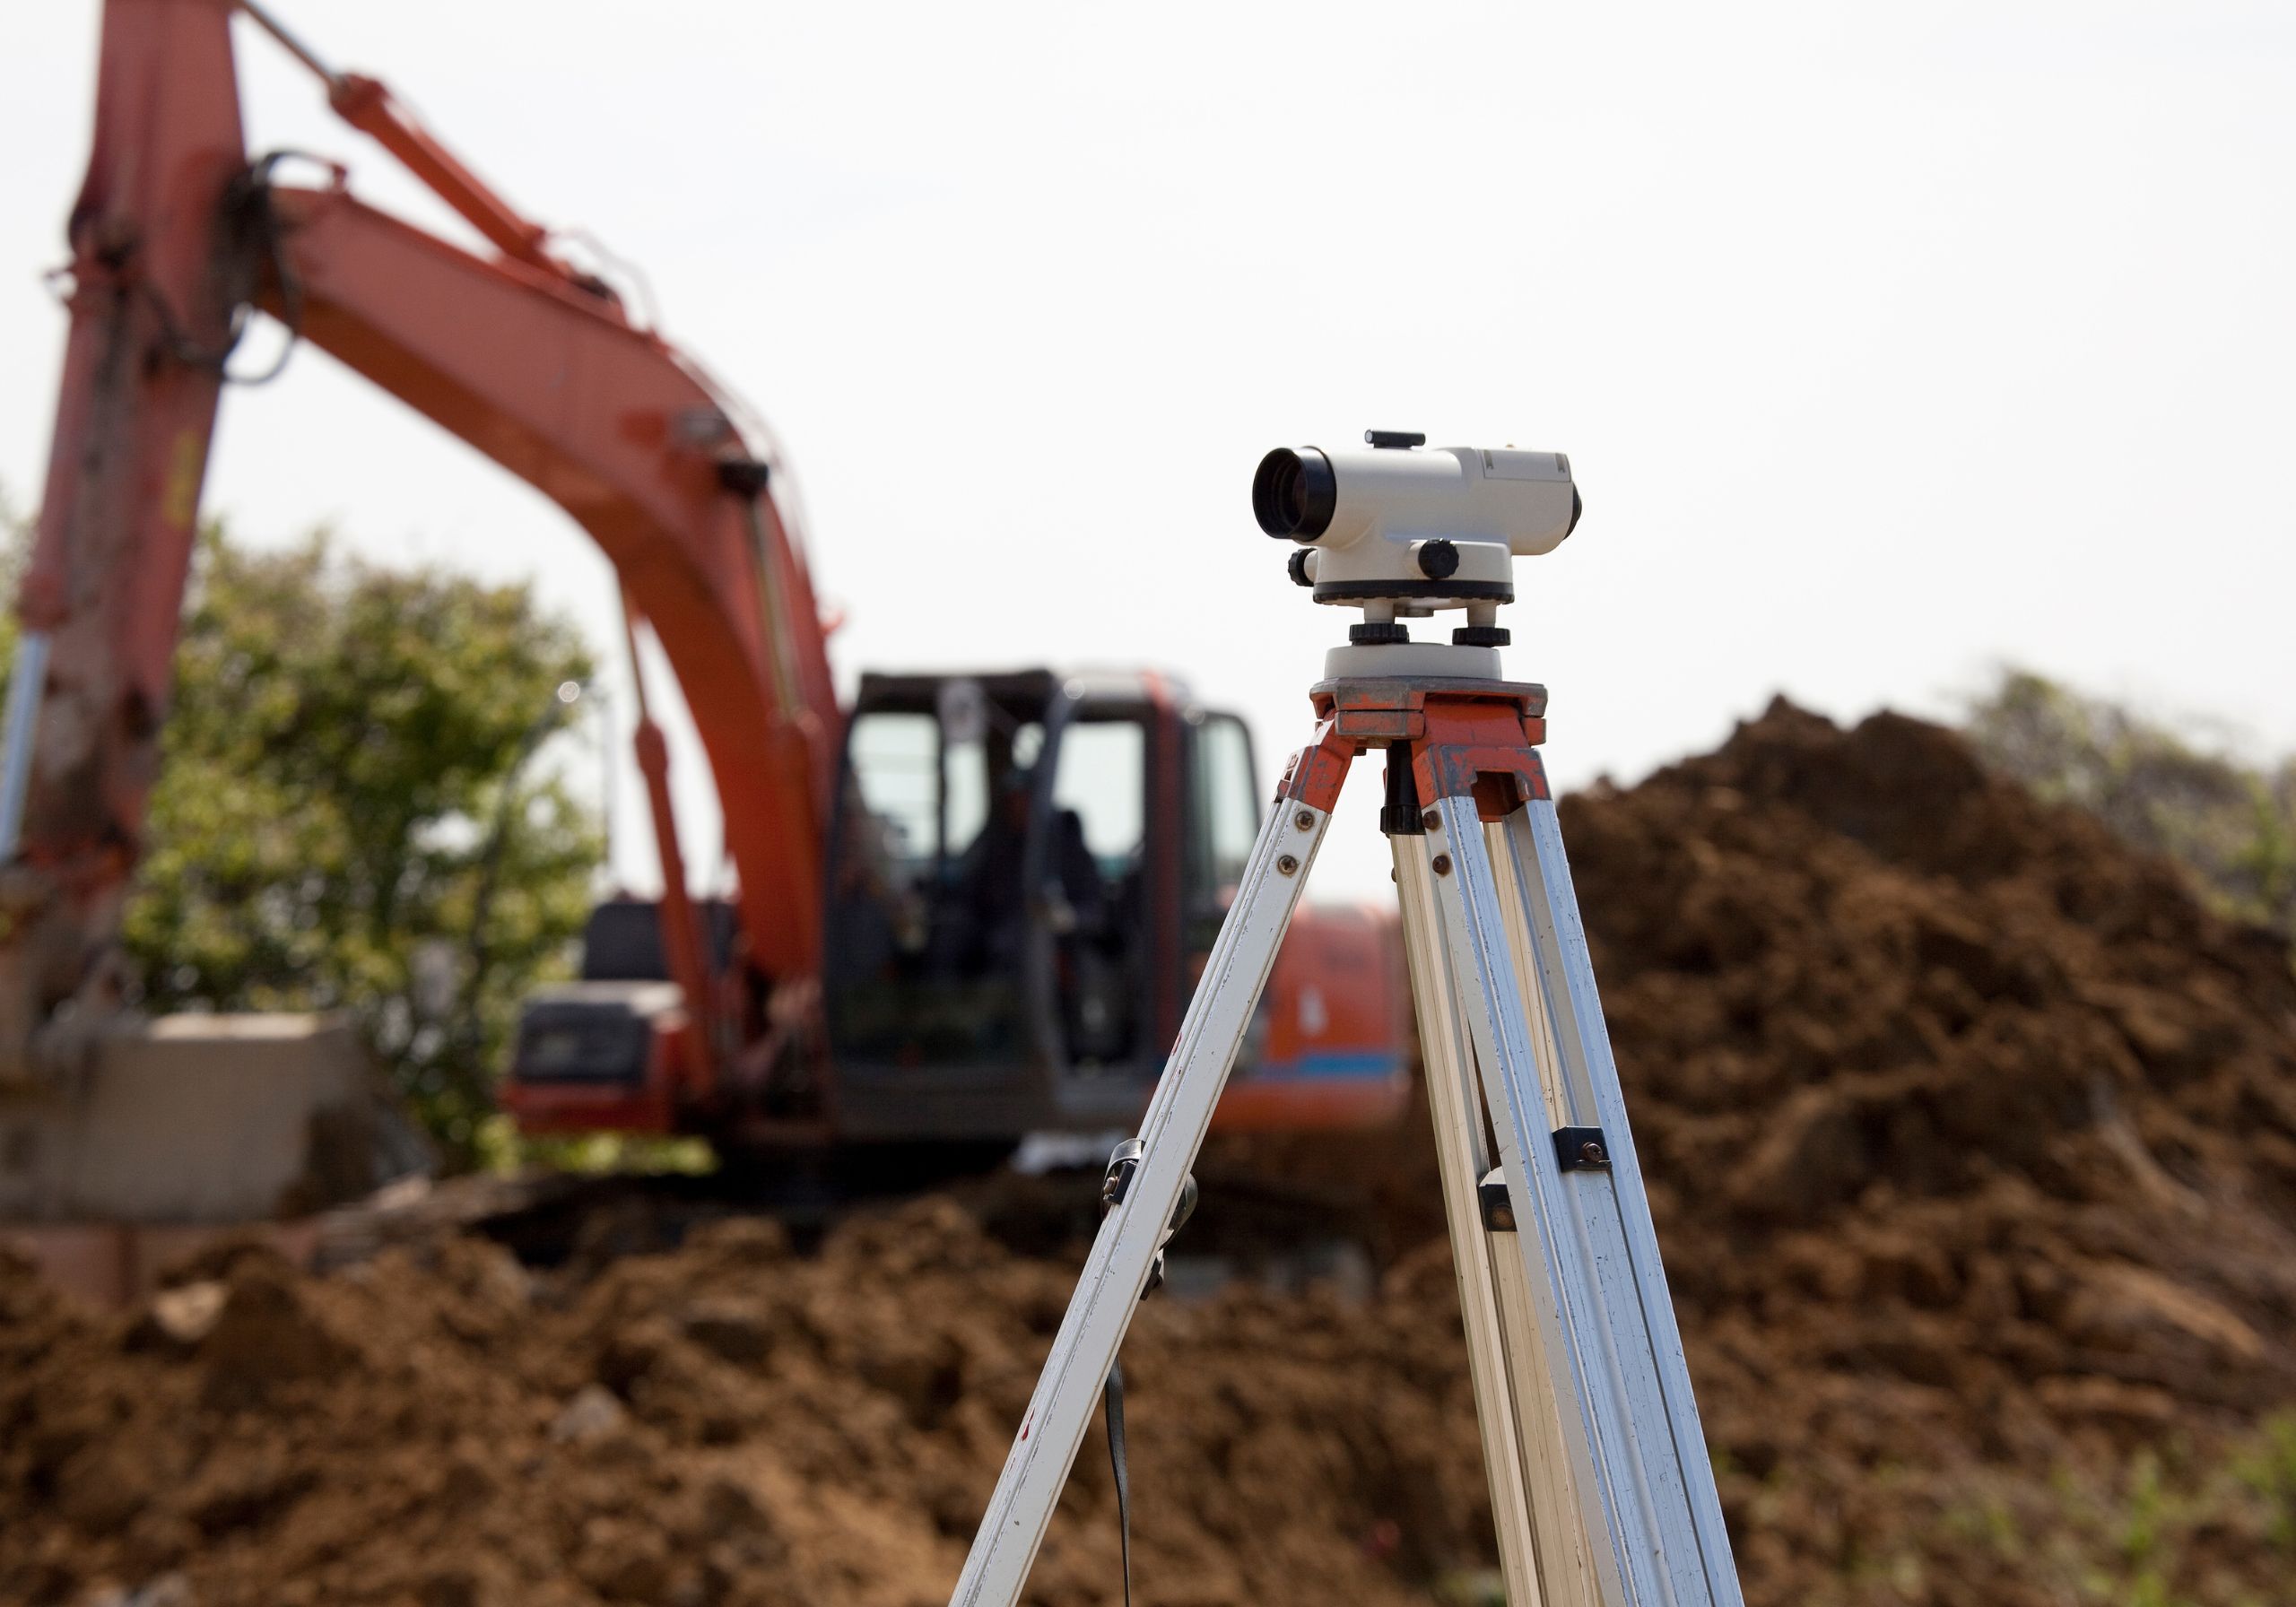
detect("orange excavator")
[2,0,1407,1179]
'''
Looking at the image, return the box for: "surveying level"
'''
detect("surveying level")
[949,434,1744,1607]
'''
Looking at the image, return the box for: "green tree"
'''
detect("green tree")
[1965,669,2296,940]
[1,516,601,1163]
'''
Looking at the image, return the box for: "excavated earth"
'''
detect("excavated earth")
[8,700,2296,1606]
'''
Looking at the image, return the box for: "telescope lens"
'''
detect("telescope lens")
[1252,447,1336,540]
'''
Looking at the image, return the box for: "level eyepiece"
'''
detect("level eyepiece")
[1252,447,1337,541]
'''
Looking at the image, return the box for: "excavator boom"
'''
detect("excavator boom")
[1,0,838,1083]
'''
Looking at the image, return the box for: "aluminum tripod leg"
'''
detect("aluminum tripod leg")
[1394,826,1599,1607]
[1413,785,1743,1607]
[946,784,1338,1607]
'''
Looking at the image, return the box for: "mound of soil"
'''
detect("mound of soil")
[1578,701,2296,1595]
[5,700,2296,1606]
[0,1208,1492,1607]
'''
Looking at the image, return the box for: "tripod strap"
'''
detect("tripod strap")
[1105,1361,1133,1606]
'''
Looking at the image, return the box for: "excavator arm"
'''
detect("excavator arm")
[1,0,838,1082]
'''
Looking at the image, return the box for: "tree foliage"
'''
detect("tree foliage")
[1966,668,2296,941]
[1,518,601,1162]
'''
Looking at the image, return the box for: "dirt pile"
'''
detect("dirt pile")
[6,700,2296,1606]
[1,1208,1491,1607]
[1572,701,2296,1594]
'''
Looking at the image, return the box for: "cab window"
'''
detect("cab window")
[1052,718,1146,876]
[1045,712,1148,1073]
[848,711,941,877]
[828,701,1039,1068]
[1192,716,1258,897]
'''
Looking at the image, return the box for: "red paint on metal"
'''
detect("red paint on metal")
[1,0,248,1049]
[1212,1080,1408,1130]
[498,1079,678,1137]
[628,705,718,1097]
[1280,719,1358,813]
[1410,692,1552,810]
[1219,902,1409,1132]
[259,184,837,977]
[322,73,569,282]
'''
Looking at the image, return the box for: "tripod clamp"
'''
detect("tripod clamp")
[1101,1136,1198,1299]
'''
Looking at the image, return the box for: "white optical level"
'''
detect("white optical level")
[1254,430,1580,680]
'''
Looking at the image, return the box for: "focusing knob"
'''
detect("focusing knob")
[1416,539,1460,580]
[1287,550,1313,587]
[1349,621,1411,646]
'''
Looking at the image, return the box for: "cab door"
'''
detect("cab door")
[1181,711,1260,959]
[823,673,1058,1140]
[1033,690,1164,1125]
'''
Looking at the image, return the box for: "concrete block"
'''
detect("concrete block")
[0,1013,428,1225]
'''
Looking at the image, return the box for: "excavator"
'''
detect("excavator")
[0,0,1407,1210]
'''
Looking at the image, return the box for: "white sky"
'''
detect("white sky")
[4,0,2292,900]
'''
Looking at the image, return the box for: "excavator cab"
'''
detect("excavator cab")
[824,669,1237,1139]
[509,664,1412,1149]
[819,665,1412,1143]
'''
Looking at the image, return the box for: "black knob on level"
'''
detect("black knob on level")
[1417,539,1459,580]
[1287,550,1313,587]
[1350,621,1410,646]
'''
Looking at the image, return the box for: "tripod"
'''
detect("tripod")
[948,441,1744,1607]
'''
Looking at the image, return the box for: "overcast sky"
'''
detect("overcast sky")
[4,0,2291,899]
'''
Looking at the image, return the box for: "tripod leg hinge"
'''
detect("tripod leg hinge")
[1553,1125,1612,1172]
[1477,1168,1517,1232]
